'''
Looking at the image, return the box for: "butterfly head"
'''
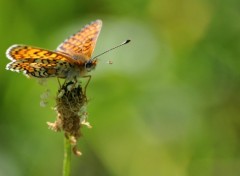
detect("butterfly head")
[85,59,98,72]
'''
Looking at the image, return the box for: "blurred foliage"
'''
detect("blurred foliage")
[0,0,240,176]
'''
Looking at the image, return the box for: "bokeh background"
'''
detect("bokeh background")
[0,0,240,175]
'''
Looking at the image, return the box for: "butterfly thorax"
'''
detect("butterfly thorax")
[61,55,96,80]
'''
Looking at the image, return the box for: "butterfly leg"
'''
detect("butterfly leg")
[57,78,62,88]
[82,75,92,95]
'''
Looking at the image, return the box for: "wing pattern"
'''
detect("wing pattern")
[6,45,74,78]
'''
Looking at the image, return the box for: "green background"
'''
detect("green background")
[1,0,240,175]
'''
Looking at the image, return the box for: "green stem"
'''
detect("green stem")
[63,137,72,176]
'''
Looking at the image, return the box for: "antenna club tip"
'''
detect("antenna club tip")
[125,39,131,44]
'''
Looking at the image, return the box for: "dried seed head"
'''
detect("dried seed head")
[48,80,90,155]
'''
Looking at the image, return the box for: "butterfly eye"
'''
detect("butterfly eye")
[85,61,92,70]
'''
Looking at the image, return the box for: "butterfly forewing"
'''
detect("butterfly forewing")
[56,20,102,59]
[6,45,76,62]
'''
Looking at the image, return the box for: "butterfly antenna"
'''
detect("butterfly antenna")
[91,40,131,60]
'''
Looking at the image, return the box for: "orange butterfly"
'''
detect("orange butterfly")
[6,20,102,79]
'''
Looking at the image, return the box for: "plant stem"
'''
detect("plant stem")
[63,137,71,176]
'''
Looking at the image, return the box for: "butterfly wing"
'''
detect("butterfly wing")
[56,20,102,59]
[6,45,76,62]
[6,45,76,78]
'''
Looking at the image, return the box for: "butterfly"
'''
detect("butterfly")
[6,20,102,80]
